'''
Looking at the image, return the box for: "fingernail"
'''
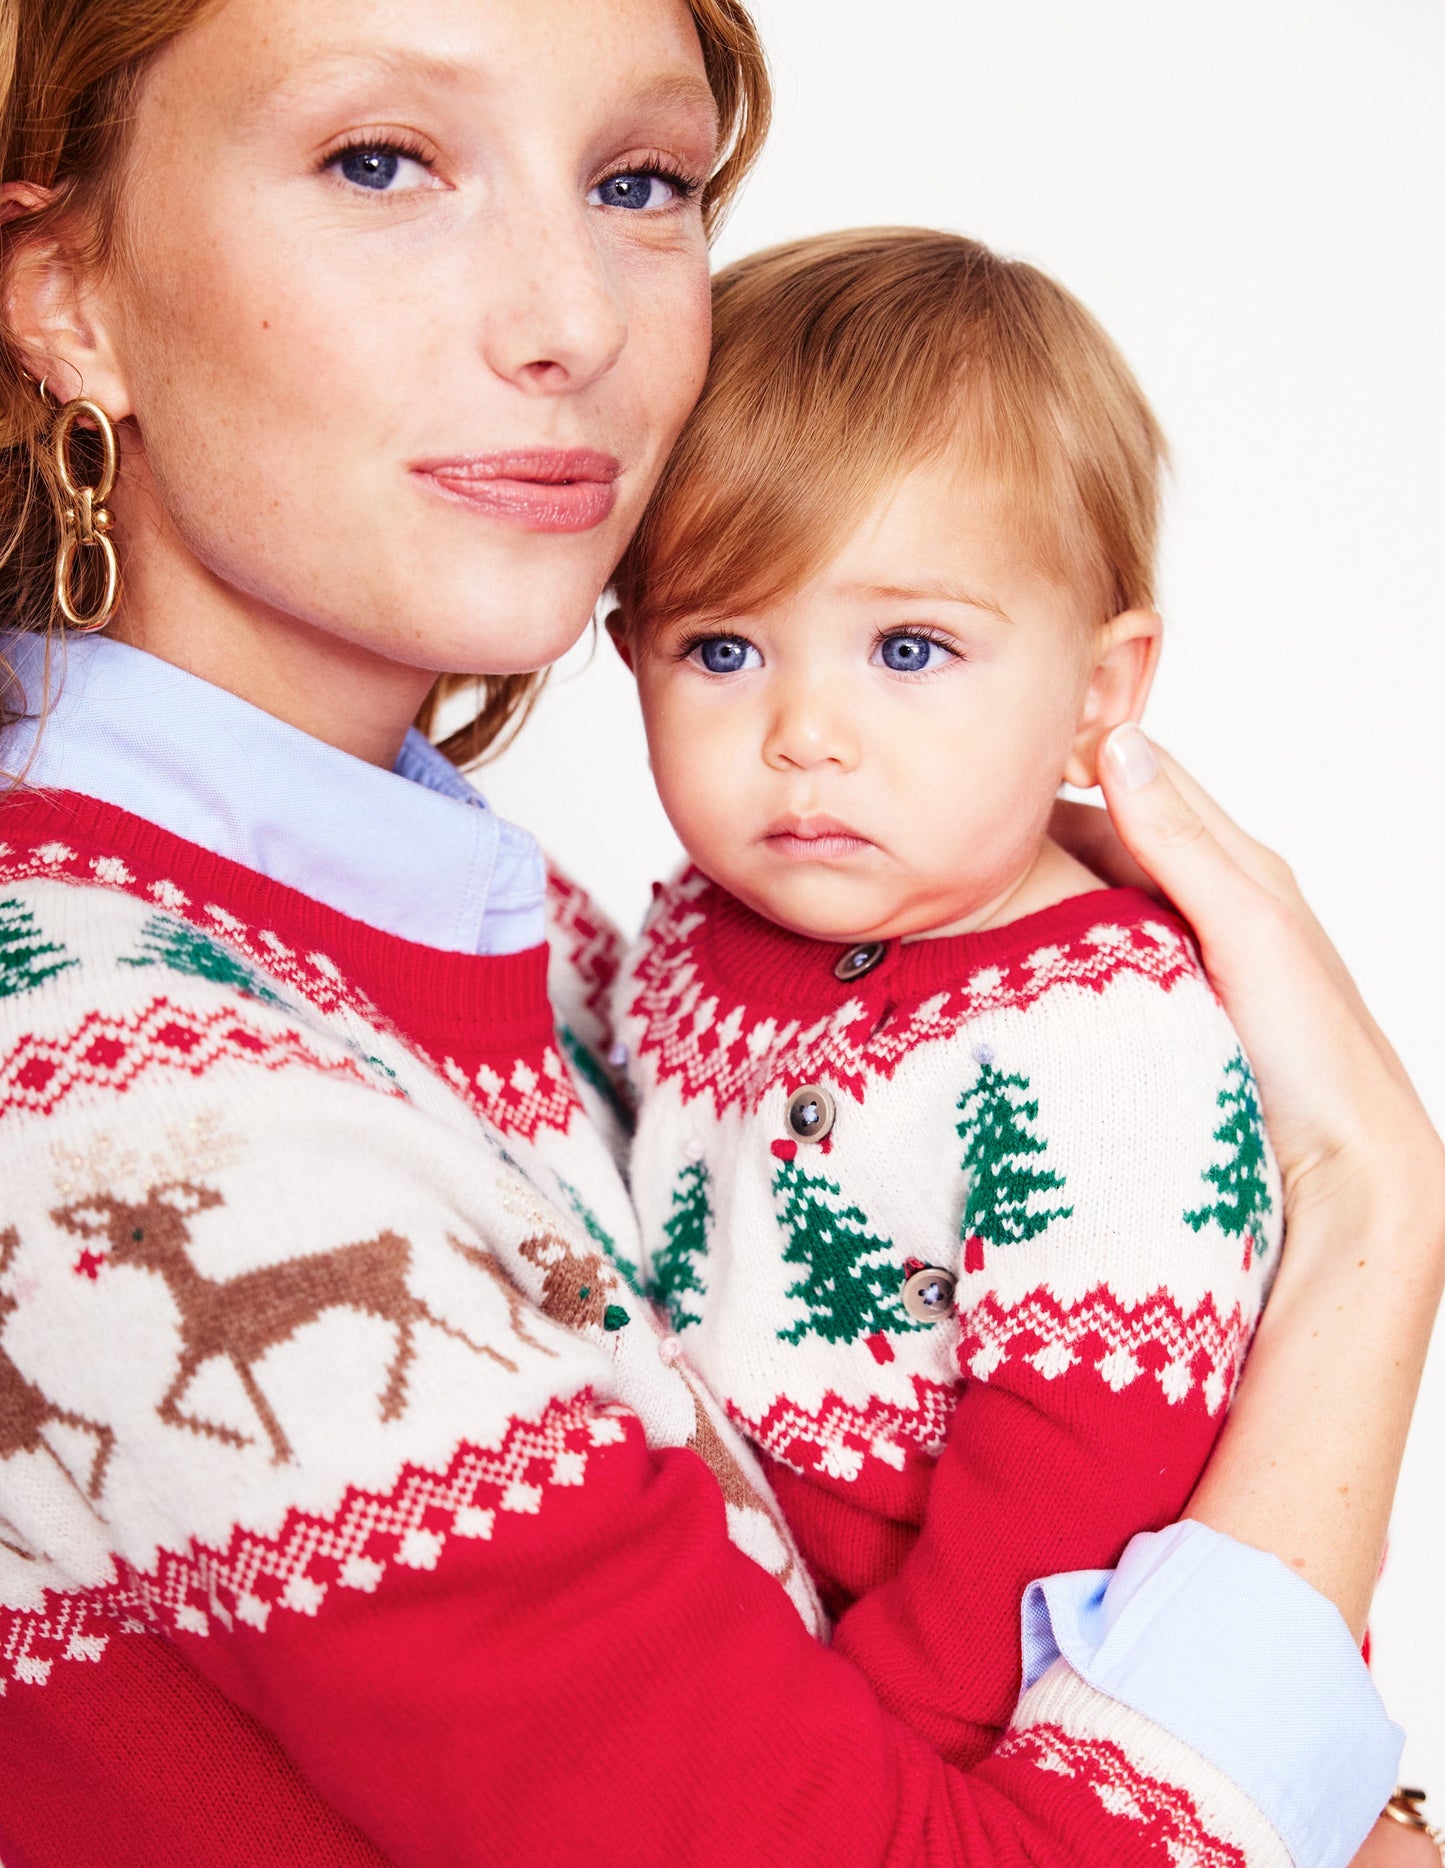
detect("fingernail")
[1104,723,1159,792]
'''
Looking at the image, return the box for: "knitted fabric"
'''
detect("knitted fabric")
[617,868,1281,1763]
[0,791,1288,1867]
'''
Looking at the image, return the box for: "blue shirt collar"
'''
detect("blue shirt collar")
[1,631,545,956]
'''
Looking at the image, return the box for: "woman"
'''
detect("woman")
[0,1,1440,1863]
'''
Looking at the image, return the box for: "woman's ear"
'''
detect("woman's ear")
[1063,608,1162,789]
[1,183,132,414]
[604,607,635,672]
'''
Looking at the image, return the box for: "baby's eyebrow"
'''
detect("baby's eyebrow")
[846,580,1011,621]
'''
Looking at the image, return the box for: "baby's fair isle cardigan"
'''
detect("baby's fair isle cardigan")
[618,868,1282,1763]
[0,789,1305,1866]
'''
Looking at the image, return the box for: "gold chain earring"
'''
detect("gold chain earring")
[50,396,119,633]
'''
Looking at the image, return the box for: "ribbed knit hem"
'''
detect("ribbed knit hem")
[0,787,556,1056]
[1014,1661,1291,1868]
[693,872,1190,1012]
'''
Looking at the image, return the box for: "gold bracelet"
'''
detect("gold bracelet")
[1384,1788,1445,1862]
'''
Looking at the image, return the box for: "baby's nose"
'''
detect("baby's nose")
[762,683,860,772]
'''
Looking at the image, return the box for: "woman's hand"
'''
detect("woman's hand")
[1052,726,1445,1635]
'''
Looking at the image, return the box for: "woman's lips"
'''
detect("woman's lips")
[764,817,875,861]
[413,449,621,533]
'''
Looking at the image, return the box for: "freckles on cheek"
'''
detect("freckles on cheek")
[126,218,280,402]
[635,266,712,438]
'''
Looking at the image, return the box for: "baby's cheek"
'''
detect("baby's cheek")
[652,733,747,873]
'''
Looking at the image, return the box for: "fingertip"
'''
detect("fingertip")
[1102,722,1160,793]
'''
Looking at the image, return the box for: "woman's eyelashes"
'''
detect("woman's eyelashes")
[589,166,699,213]
[871,630,959,675]
[686,634,761,675]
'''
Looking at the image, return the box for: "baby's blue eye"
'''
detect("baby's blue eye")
[690,636,759,675]
[875,633,952,674]
[589,173,679,212]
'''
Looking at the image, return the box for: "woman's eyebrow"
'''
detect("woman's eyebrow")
[624,71,721,147]
[249,47,483,109]
[247,49,719,151]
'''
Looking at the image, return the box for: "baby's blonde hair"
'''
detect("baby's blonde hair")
[614,226,1167,640]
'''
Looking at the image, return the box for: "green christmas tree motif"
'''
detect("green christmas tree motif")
[1185,1051,1273,1269]
[649,1158,712,1331]
[955,1057,1072,1272]
[120,914,287,1008]
[774,1157,920,1353]
[556,1174,643,1299]
[0,896,78,1001]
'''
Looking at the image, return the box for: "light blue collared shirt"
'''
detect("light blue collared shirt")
[0,632,545,954]
[0,631,1403,1862]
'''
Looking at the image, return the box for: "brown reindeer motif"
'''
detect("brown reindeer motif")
[51,1185,522,1466]
[0,1226,118,1524]
[518,1230,619,1333]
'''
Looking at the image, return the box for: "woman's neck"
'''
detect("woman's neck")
[111,604,430,771]
[106,466,436,769]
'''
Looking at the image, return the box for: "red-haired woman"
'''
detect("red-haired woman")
[0,2,1439,1864]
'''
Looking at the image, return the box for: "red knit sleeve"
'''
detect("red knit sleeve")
[830,1335,1229,1767]
[148,1406,1265,1868]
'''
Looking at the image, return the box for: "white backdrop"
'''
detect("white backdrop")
[483,0,1445,1784]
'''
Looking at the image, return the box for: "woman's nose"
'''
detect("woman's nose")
[762,681,860,773]
[481,207,628,395]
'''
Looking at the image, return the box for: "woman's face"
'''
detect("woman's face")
[73,0,718,717]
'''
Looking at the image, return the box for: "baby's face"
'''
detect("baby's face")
[630,461,1122,944]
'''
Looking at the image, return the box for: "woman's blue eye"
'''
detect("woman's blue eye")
[875,633,952,674]
[590,172,678,212]
[691,636,758,674]
[332,146,430,193]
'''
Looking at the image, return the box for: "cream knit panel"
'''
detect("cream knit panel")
[0,873,821,1702]
[617,874,1282,1481]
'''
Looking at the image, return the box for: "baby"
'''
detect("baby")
[605,228,1280,1763]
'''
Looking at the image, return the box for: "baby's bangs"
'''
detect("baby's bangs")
[614,227,1163,638]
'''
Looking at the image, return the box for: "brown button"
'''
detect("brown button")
[786,1083,835,1143]
[901,1266,956,1324]
[834,941,887,983]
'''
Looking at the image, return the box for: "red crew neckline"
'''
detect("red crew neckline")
[0,787,556,1053]
[693,874,1189,1013]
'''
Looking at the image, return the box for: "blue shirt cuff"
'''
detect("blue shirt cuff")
[1021,1521,1402,1868]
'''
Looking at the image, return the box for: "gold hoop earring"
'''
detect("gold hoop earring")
[51,397,119,633]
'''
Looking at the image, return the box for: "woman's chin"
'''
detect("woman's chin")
[376,582,600,679]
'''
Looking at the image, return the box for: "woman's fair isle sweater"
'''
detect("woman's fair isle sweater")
[618,869,1282,1763]
[0,785,1396,1867]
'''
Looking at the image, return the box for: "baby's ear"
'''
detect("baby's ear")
[603,607,635,672]
[1063,609,1162,788]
